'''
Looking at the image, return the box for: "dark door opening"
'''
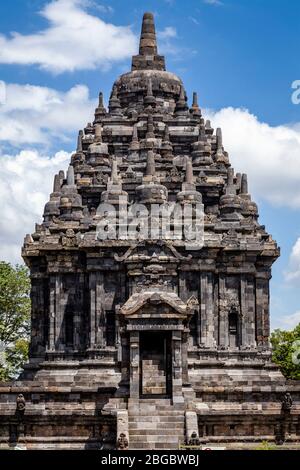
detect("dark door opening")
[140,332,172,398]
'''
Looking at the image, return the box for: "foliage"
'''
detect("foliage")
[0,262,31,381]
[255,440,276,451]
[270,324,300,380]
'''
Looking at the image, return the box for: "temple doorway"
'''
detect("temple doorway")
[139,332,172,398]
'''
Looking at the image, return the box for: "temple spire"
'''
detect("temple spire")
[139,12,158,56]
[132,12,165,71]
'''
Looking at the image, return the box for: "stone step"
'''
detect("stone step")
[128,409,185,416]
[129,415,184,421]
[142,373,165,378]
[131,399,171,404]
[128,402,179,408]
[130,435,182,443]
[129,428,183,435]
[129,420,184,427]
[129,414,184,420]
[142,360,166,365]
[130,443,178,450]
[129,416,184,422]
[142,370,166,375]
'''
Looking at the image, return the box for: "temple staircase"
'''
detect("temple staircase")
[128,399,185,450]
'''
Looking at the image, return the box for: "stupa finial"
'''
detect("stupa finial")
[139,12,158,56]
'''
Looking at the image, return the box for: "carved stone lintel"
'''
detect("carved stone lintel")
[219,293,241,316]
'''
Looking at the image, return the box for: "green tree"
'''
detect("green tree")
[271,324,300,380]
[0,262,31,381]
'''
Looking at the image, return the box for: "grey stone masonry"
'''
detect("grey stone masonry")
[0,11,299,450]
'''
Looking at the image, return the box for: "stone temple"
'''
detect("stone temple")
[0,12,299,450]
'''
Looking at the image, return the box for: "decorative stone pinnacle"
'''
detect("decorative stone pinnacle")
[161,124,172,155]
[146,150,156,176]
[191,92,201,117]
[185,158,194,185]
[59,170,65,182]
[192,92,199,108]
[109,85,121,114]
[132,123,138,140]
[99,92,104,107]
[131,12,165,71]
[130,124,140,151]
[67,165,75,186]
[236,173,242,190]
[111,158,119,185]
[226,167,236,196]
[241,173,248,194]
[175,85,188,115]
[163,124,170,142]
[139,12,158,56]
[216,128,223,149]
[53,174,61,193]
[179,85,185,102]
[146,114,155,139]
[95,92,106,119]
[77,130,83,152]
[94,124,102,142]
[144,78,156,107]
[228,168,234,186]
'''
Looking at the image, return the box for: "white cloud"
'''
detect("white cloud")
[189,17,200,25]
[0,0,137,73]
[158,27,177,40]
[203,0,223,5]
[273,311,300,330]
[0,150,70,264]
[285,238,300,283]
[206,107,300,208]
[89,3,114,14]
[0,82,97,145]
[157,27,189,58]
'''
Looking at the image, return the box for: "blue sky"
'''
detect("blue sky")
[0,0,299,330]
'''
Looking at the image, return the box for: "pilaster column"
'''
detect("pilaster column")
[241,275,256,349]
[129,332,140,399]
[89,272,105,349]
[172,330,184,402]
[30,278,46,355]
[218,274,228,349]
[48,275,56,351]
[200,272,216,348]
[181,329,189,385]
[55,274,64,351]
[48,274,63,351]
[73,273,84,350]
[256,275,270,348]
